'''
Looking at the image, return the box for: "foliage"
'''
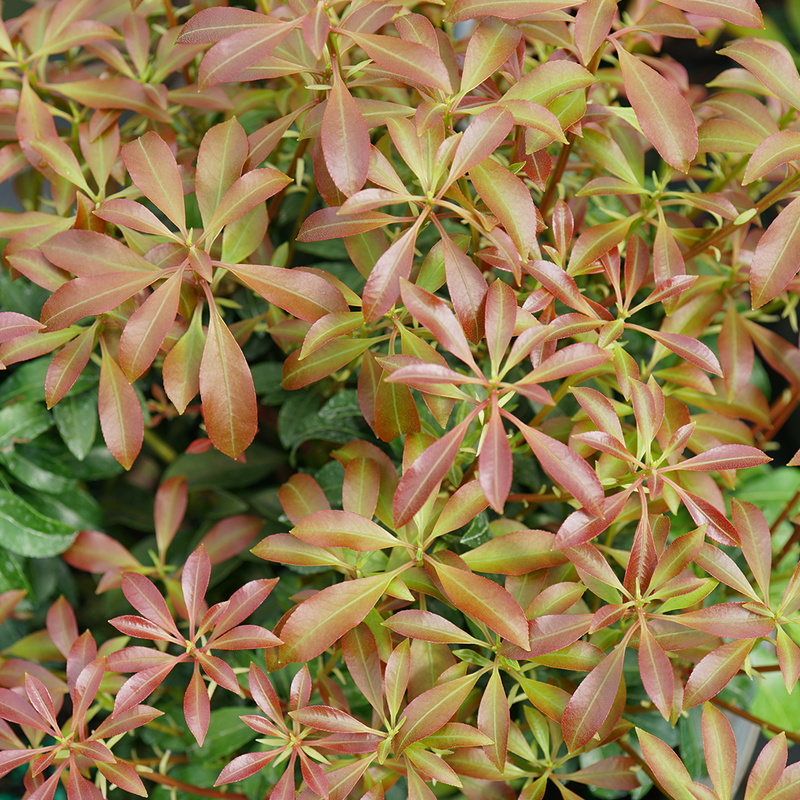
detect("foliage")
[2,0,800,798]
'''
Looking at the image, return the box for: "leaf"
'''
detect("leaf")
[637,728,702,800]
[375,372,420,442]
[400,279,479,372]
[94,198,173,237]
[575,0,617,64]
[177,7,272,43]
[199,300,258,459]
[447,106,514,184]
[41,270,162,332]
[614,45,697,172]
[395,674,478,754]
[282,338,374,390]
[185,663,210,746]
[718,39,800,111]
[121,132,186,234]
[163,304,205,415]
[447,0,581,23]
[44,78,171,123]
[345,31,451,93]
[292,510,400,551]
[745,733,786,800]
[478,669,509,772]
[461,529,565,575]
[99,342,143,470]
[44,324,96,408]
[638,623,674,720]
[154,476,187,559]
[363,217,425,322]
[750,196,800,308]
[119,267,185,382]
[674,603,773,639]
[568,218,632,275]
[661,0,761,26]
[383,611,482,645]
[42,229,155,277]
[461,17,521,94]
[683,639,755,709]
[431,481,489,538]
[207,168,292,235]
[479,396,512,513]
[429,558,529,648]
[279,573,394,663]
[342,625,384,714]
[229,262,347,323]
[29,138,93,196]
[720,302,753,401]
[442,233,488,344]
[198,21,298,88]
[744,131,800,185]
[471,157,537,263]
[322,66,370,198]
[195,117,248,230]
[297,207,397,241]
[393,410,479,528]
[562,640,627,751]
[670,444,770,473]
[634,326,723,375]
[702,702,737,800]
[508,414,605,518]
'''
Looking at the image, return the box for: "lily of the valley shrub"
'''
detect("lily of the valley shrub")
[2,0,800,798]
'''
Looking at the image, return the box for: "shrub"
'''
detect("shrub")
[1,0,799,798]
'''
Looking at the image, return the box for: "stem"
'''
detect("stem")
[162,0,177,27]
[711,696,800,746]
[683,171,800,262]
[775,522,800,566]
[135,767,248,799]
[143,429,177,463]
[771,484,800,535]
[539,133,575,218]
[268,137,310,222]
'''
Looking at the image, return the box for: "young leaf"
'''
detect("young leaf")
[750,196,800,309]
[99,340,143,470]
[447,106,514,184]
[683,639,755,709]
[121,132,186,235]
[702,702,737,800]
[479,395,512,513]
[575,0,617,65]
[278,573,394,663]
[291,510,400,552]
[614,44,698,172]
[199,299,257,459]
[478,668,510,772]
[637,728,703,800]
[429,558,529,648]
[322,64,370,198]
[460,17,521,94]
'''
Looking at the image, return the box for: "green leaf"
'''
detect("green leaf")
[0,446,75,494]
[0,489,76,557]
[0,548,32,595]
[15,484,102,532]
[190,706,258,757]
[0,402,52,449]
[163,444,284,490]
[53,390,98,461]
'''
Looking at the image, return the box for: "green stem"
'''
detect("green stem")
[143,429,178,463]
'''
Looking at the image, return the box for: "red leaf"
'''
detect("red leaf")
[673,603,774,639]
[745,733,786,800]
[206,168,291,235]
[292,510,400,552]
[297,207,396,241]
[720,302,754,401]
[393,410,480,528]
[94,761,147,797]
[279,574,393,663]
[342,625,384,714]
[614,45,697,172]
[395,674,477,754]
[633,326,723,375]
[345,31,451,93]
[429,558,529,648]
[182,546,211,637]
[121,573,181,641]
[363,217,426,322]
[121,132,186,234]
[98,342,143,470]
[683,639,755,709]
[575,0,617,64]
[215,751,280,785]
[479,396,513,513]
[448,1,580,23]
[119,267,185,382]
[197,21,298,88]
[0,312,44,342]
[661,0,761,26]
[322,66,370,197]
[279,473,330,525]
[282,338,374,390]
[46,597,77,660]
[507,413,605,518]
[447,106,514,184]
[637,728,702,800]
[44,323,96,407]
[228,262,347,322]
[342,458,381,520]
[702,702,737,800]
[199,299,257,459]
[184,663,210,746]
[667,444,770,473]
[749,196,800,309]
[478,669,509,772]
[638,623,674,720]
[178,7,272,43]
[154,476,187,561]
[562,638,628,751]
[441,233,488,344]
[113,659,183,716]
[400,279,479,372]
